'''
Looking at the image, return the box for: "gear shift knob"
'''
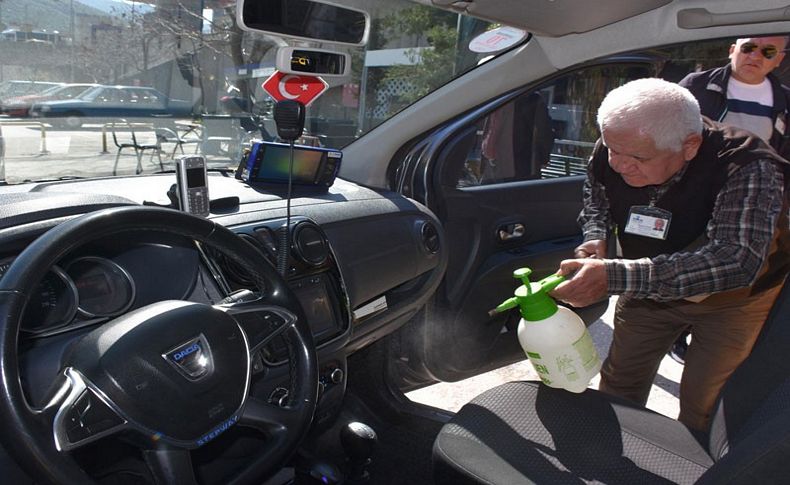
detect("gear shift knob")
[340,422,377,483]
[340,421,377,459]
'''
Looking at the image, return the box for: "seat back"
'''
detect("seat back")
[696,280,790,483]
[110,119,159,149]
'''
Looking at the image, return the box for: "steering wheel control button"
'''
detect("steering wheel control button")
[64,391,92,443]
[269,387,290,407]
[54,370,128,451]
[163,334,214,381]
[64,390,124,443]
[227,305,295,352]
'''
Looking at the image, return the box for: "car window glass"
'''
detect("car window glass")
[61,86,87,98]
[457,64,653,187]
[453,35,790,188]
[136,90,162,105]
[95,89,113,103]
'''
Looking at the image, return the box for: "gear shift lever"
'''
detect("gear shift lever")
[340,422,377,484]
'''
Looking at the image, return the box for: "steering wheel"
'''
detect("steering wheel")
[0,206,318,484]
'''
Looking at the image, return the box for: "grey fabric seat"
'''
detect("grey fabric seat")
[433,281,790,485]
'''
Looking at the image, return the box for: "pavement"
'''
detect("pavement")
[1,122,171,182]
[0,120,240,183]
[406,296,684,419]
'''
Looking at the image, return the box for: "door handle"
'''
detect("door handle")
[497,223,525,241]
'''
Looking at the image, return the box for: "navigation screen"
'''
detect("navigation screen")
[253,144,323,183]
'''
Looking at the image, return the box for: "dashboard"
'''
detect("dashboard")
[0,172,447,429]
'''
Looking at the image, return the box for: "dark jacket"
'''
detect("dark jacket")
[590,119,790,295]
[679,64,790,159]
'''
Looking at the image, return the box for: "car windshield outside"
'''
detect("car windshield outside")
[0,0,514,185]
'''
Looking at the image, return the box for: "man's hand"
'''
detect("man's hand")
[574,239,607,259]
[549,258,608,308]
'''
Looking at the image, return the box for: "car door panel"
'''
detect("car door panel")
[422,177,607,381]
[393,61,657,385]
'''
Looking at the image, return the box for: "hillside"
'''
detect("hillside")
[0,0,109,32]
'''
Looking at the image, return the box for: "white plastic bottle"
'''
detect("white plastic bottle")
[491,268,601,393]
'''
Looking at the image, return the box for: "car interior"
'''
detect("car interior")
[0,0,789,484]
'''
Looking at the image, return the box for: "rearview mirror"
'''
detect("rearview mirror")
[276,47,350,77]
[237,0,370,46]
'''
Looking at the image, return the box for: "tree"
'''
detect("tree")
[72,2,276,114]
[377,5,458,113]
[372,6,490,121]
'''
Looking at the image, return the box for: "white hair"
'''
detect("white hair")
[597,78,702,151]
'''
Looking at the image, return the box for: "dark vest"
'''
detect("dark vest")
[591,119,790,294]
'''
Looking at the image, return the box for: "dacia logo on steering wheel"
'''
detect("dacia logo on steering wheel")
[163,335,213,381]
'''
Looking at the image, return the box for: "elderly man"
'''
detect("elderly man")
[667,36,790,363]
[551,78,789,431]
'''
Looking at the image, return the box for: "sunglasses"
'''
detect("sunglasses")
[739,42,785,59]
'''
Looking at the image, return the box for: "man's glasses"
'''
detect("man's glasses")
[739,42,785,60]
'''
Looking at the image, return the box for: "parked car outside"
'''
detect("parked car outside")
[30,85,194,128]
[1,83,101,117]
[0,80,63,112]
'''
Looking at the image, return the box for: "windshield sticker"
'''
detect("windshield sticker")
[469,26,527,53]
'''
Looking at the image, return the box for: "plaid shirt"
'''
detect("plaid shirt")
[579,158,785,301]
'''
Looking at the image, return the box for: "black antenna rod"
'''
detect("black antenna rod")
[272,99,306,277]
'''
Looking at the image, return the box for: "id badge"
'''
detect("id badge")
[624,206,671,240]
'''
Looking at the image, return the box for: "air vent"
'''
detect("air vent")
[420,221,440,254]
[293,222,329,266]
[252,227,279,256]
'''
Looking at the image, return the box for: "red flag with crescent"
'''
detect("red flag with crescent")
[261,71,328,106]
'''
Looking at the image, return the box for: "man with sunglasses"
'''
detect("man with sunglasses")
[666,36,790,365]
[680,36,789,157]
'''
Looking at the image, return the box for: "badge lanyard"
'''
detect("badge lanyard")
[624,188,672,240]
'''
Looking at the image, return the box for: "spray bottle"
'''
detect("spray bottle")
[491,267,601,393]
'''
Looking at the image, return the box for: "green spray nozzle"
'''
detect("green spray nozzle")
[512,268,565,294]
[488,267,565,321]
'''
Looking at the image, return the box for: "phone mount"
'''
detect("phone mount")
[146,184,238,213]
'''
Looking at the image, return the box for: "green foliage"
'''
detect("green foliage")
[377,5,459,114]
[379,5,456,39]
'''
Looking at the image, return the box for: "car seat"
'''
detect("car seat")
[432,280,790,484]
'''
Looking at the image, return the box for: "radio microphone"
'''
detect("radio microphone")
[273,100,305,142]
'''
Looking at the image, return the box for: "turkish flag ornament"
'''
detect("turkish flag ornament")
[261,71,329,107]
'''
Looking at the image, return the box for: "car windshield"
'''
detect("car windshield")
[0,0,520,185]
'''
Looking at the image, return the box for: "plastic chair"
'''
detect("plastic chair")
[155,124,202,160]
[110,119,163,175]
